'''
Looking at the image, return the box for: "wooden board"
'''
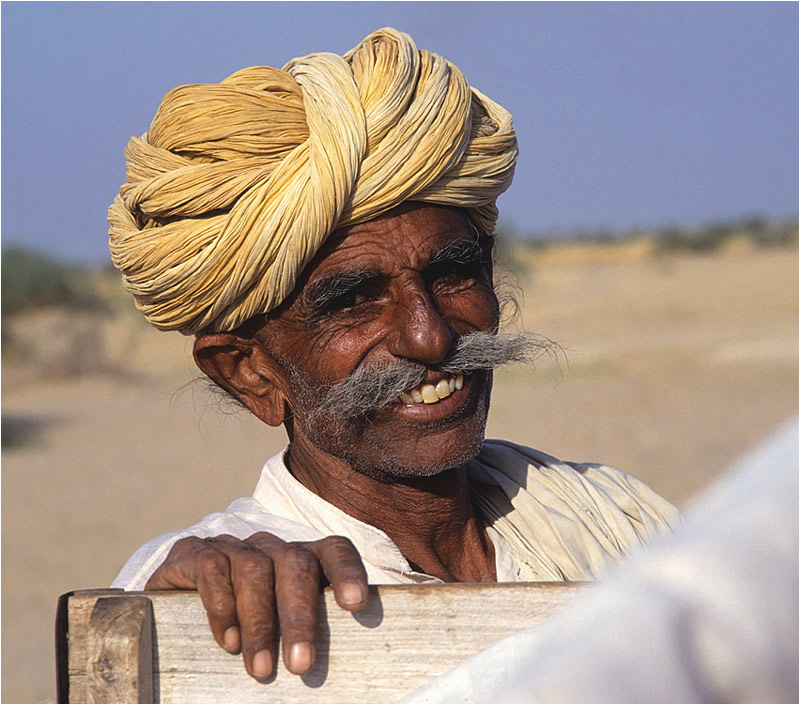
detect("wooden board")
[59,582,588,703]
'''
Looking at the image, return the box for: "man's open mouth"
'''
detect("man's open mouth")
[397,375,465,405]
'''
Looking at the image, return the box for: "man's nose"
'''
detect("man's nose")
[386,286,455,365]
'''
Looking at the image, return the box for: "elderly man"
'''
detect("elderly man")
[109,28,678,682]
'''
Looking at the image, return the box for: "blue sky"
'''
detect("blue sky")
[2,1,797,263]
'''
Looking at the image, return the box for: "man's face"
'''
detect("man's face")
[258,203,500,482]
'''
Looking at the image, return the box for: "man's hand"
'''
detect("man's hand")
[144,532,368,681]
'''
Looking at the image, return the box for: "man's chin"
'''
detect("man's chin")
[297,370,492,483]
[350,397,491,483]
[346,433,485,484]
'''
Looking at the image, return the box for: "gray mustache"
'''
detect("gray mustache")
[314,331,554,421]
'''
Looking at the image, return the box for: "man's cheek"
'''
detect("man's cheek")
[277,336,351,386]
[479,288,501,328]
[449,303,499,337]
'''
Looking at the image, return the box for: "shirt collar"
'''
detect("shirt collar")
[253,448,437,580]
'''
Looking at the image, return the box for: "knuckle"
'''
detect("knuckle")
[245,531,284,552]
[246,619,277,643]
[167,536,204,559]
[236,552,274,583]
[317,535,363,565]
[198,549,230,578]
[284,613,316,636]
[174,536,201,548]
[283,546,318,573]
[318,535,357,554]
[247,531,282,544]
[205,592,236,617]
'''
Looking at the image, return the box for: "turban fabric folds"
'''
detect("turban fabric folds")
[108,28,518,334]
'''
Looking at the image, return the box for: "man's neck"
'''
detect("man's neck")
[285,436,496,583]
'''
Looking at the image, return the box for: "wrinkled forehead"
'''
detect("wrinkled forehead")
[298,203,476,286]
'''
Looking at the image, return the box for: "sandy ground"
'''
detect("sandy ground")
[2,244,797,703]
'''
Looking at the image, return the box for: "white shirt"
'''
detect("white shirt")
[113,440,679,590]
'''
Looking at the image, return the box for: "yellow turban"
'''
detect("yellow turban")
[108,27,517,334]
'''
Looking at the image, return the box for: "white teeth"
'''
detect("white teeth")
[398,376,465,405]
[435,379,451,400]
[421,384,439,403]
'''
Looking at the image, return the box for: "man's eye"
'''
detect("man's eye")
[428,260,482,289]
[328,290,367,311]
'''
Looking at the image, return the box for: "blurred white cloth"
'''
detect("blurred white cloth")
[403,418,799,704]
[112,440,677,589]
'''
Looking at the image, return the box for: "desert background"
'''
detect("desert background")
[3,223,798,703]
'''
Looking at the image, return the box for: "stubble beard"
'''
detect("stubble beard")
[279,330,551,483]
[289,369,493,484]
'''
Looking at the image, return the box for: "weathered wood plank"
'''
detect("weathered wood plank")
[86,596,153,703]
[57,588,124,704]
[61,582,587,703]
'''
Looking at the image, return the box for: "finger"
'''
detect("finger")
[272,544,323,675]
[307,536,369,611]
[214,537,278,682]
[144,537,202,591]
[145,537,240,654]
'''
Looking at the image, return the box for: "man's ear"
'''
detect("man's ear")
[193,333,289,427]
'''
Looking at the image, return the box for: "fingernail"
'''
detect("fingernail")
[252,649,273,680]
[340,580,365,606]
[223,626,240,653]
[289,641,313,673]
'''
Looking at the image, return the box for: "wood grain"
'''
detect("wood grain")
[61,582,587,703]
[86,596,153,703]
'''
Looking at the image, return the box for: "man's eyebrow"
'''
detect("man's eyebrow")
[428,237,484,265]
[303,238,484,311]
[304,270,377,309]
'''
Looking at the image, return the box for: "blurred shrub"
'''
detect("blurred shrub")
[1,246,107,317]
[503,216,798,254]
[655,217,797,253]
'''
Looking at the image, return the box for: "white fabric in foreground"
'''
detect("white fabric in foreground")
[112,440,678,590]
[403,418,799,704]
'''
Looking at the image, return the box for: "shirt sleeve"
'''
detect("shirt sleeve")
[111,498,325,590]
